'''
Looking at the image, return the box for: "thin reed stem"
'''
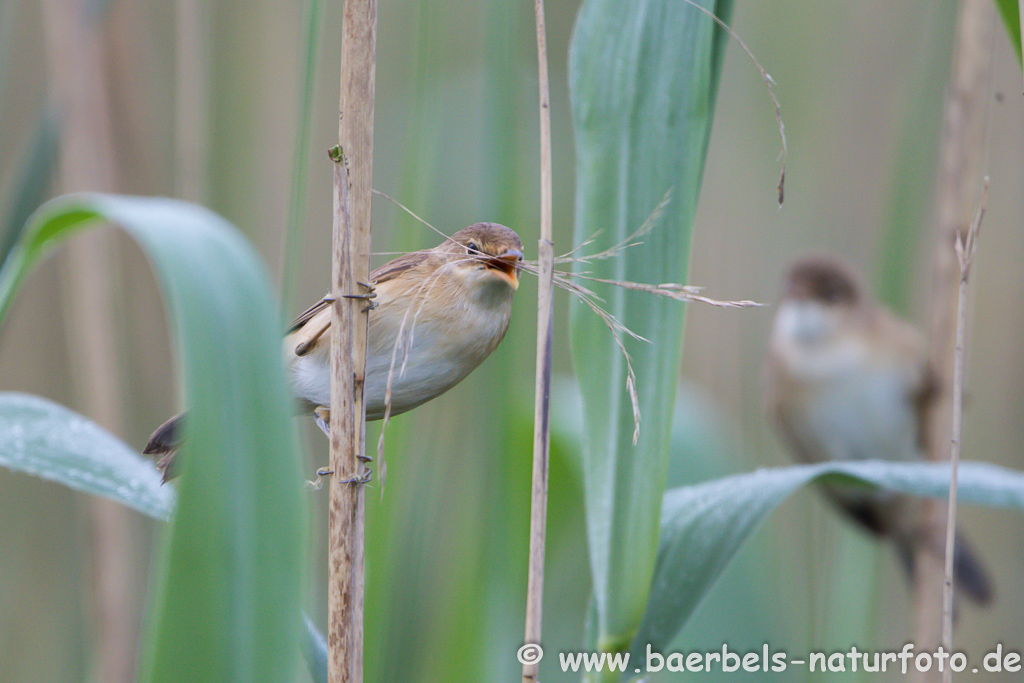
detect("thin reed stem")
[328,0,376,680]
[41,1,139,680]
[917,1,993,680]
[942,182,986,683]
[174,0,209,202]
[522,0,554,680]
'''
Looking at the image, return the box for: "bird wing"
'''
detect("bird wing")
[871,307,938,453]
[284,249,434,356]
[287,302,332,357]
[911,360,940,453]
[288,296,331,333]
[369,249,432,286]
[764,350,818,464]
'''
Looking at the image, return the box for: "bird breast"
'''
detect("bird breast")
[287,287,512,420]
[769,333,920,465]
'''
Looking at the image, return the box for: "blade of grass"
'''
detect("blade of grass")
[0,392,173,519]
[0,193,305,682]
[567,0,733,661]
[633,459,1024,662]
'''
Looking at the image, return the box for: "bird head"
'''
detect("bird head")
[776,257,863,346]
[442,222,524,292]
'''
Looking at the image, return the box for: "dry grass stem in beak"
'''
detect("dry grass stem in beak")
[487,249,523,289]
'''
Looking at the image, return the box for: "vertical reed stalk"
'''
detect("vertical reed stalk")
[522,0,554,681]
[328,0,376,680]
[40,1,137,681]
[174,0,209,202]
[916,1,992,679]
[942,186,985,683]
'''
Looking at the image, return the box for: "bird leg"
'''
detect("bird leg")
[342,281,378,312]
[312,407,373,463]
[308,465,373,487]
[337,469,373,485]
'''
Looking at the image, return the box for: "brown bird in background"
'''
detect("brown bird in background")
[145,222,524,479]
[766,257,992,605]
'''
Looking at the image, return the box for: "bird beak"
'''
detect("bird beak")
[486,248,523,290]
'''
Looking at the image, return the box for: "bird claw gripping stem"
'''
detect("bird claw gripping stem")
[341,281,378,312]
[338,467,373,486]
[305,462,373,488]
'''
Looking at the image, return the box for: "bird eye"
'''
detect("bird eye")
[466,242,481,255]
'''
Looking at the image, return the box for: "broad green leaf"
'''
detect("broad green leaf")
[568,0,733,655]
[0,392,173,520]
[0,193,304,683]
[631,460,1024,665]
[994,0,1022,65]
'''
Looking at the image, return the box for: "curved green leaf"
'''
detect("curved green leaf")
[568,0,733,655]
[0,392,173,519]
[632,459,1024,663]
[0,193,304,683]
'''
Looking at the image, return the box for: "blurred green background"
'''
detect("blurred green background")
[1,0,1022,681]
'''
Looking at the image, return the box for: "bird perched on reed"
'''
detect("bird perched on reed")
[144,222,524,479]
[766,257,992,605]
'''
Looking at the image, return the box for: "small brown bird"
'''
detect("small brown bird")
[766,257,992,605]
[145,222,524,478]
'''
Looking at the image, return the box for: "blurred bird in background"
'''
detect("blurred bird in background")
[145,222,524,479]
[766,257,992,606]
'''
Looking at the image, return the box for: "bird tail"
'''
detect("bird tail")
[894,528,993,606]
[950,531,994,605]
[143,413,185,482]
